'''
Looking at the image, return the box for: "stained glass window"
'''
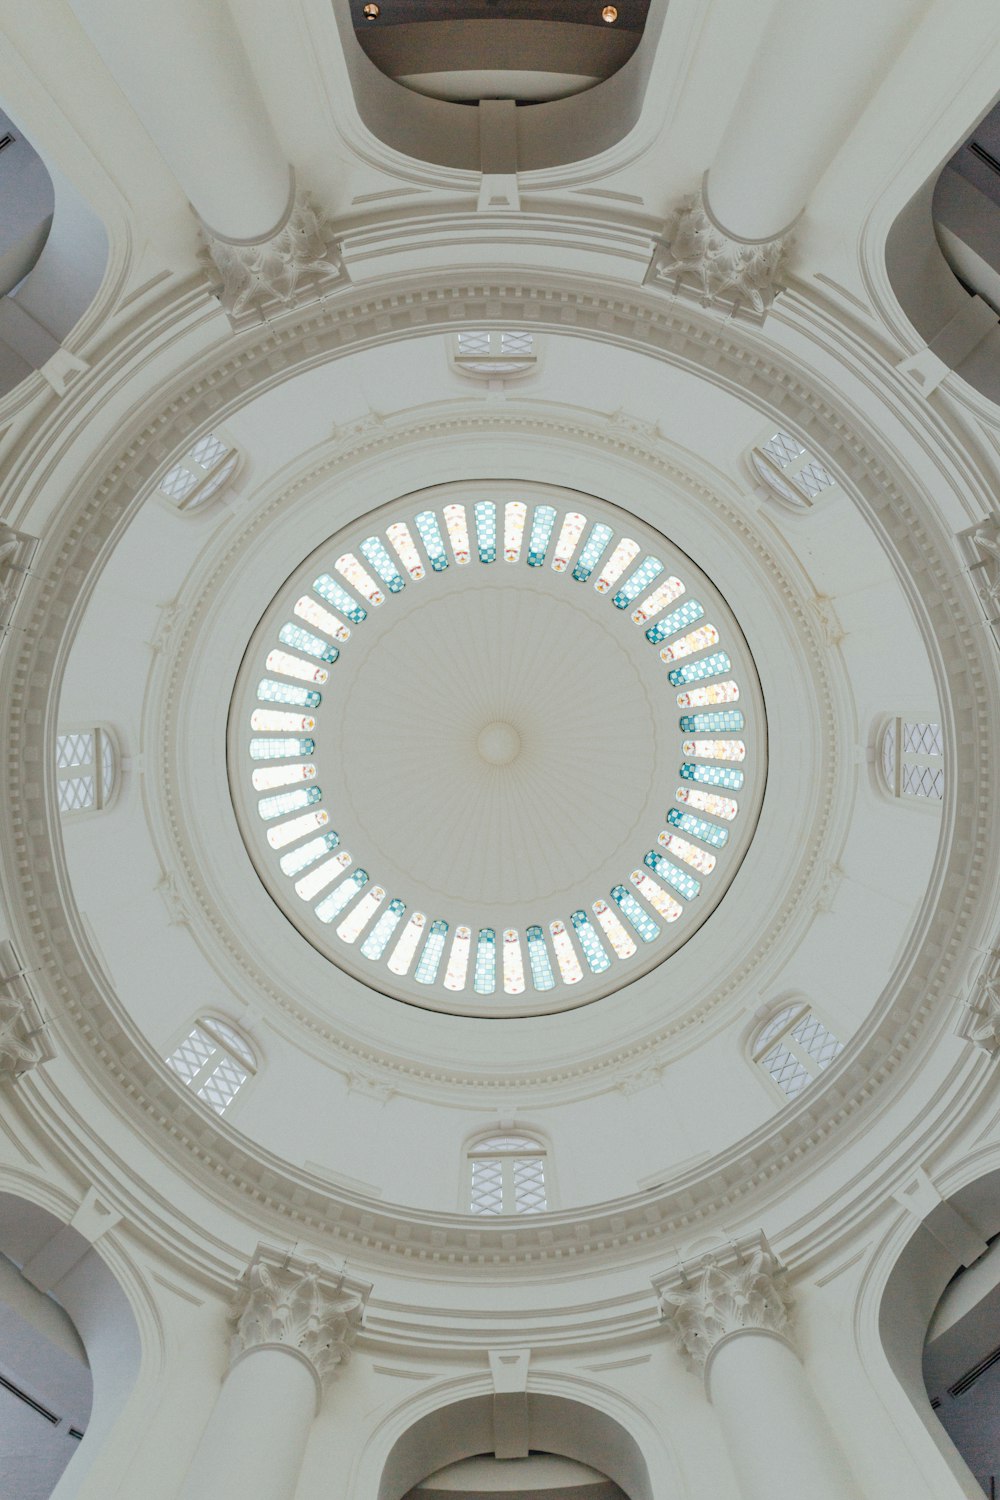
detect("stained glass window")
[681,738,746,762]
[294,596,351,642]
[611,884,659,942]
[279,831,341,876]
[360,536,405,592]
[549,920,583,984]
[592,899,637,959]
[414,512,449,572]
[679,762,744,791]
[668,652,732,687]
[443,504,471,565]
[265,649,328,685]
[664,811,727,852]
[251,762,317,792]
[675,786,738,820]
[573,522,613,582]
[256,679,321,709]
[415,918,449,984]
[594,538,640,594]
[251,709,317,733]
[526,925,556,990]
[613,555,663,609]
[266,808,330,849]
[502,928,526,994]
[474,501,497,563]
[444,925,473,991]
[315,869,368,924]
[474,928,497,994]
[679,711,744,733]
[250,736,316,761]
[570,910,611,973]
[631,576,685,624]
[361,898,405,960]
[527,505,557,567]
[295,850,351,901]
[257,786,322,821]
[334,553,386,605]
[387,912,427,974]
[551,511,585,571]
[503,501,527,563]
[165,1016,255,1115]
[645,598,705,645]
[337,885,386,944]
[676,681,739,708]
[658,624,720,663]
[643,849,700,900]
[313,574,368,623]
[629,869,683,922]
[751,1003,843,1100]
[468,1133,548,1215]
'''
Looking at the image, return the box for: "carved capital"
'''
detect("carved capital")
[0,942,55,1080]
[646,187,791,318]
[657,1243,794,1374]
[231,1246,371,1391]
[202,190,347,325]
[958,951,1000,1054]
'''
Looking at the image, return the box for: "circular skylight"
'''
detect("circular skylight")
[227,483,767,1015]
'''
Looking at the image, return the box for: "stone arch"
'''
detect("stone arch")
[872,1158,1000,1496]
[375,1389,657,1500]
[0,1187,143,1499]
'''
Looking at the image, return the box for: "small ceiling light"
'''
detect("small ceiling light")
[363,2,380,18]
[602,4,618,20]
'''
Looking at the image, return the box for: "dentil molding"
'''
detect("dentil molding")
[0,276,997,1270]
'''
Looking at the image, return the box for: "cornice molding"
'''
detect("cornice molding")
[0,275,997,1271]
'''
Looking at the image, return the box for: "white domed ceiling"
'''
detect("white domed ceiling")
[228,482,766,1015]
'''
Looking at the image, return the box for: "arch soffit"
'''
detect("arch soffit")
[1,279,998,1269]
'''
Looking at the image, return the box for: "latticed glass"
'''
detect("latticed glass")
[467,1135,547,1215]
[165,1019,255,1115]
[56,727,116,816]
[882,717,944,801]
[753,1004,843,1101]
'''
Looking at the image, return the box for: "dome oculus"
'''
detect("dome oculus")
[228,484,766,1016]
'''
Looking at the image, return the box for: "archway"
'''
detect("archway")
[378,1392,653,1500]
[0,1190,141,1499]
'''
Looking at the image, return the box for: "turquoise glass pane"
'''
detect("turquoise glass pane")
[316,870,368,923]
[474,928,497,994]
[646,599,705,644]
[667,652,731,687]
[475,501,497,563]
[527,505,557,567]
[643,850,700,900]
[249,737,315,760]
[257,786,322,820]
[360,536,405,592]
[573,523,613,582]
[256,680,321,709]
[361,898,405,960]
[313,574,367,623]
[526,925,556,991]
[278,623,339,663]
[611,885,659,942]
[666,808,729,848]
[415,510,449,572]
[680,762,744,790]
[279,831,340,876]
[414,918,449,984]
[613,555,663,609]
[679,710,744,733]
[570,910,611,973]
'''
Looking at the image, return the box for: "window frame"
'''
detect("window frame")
[164,1014,257,1117]
[464,1128,551,1216]
[875,715,944,806]
[155,428,242,514]
[748,428,841,512]
[748,1000,844,1104]
[450,329,538,381]
[55,725,120,818]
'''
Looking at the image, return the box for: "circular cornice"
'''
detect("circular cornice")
[1,274,996,1271]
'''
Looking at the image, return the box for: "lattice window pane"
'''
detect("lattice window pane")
[501,331,534,355]
[902,721,942,757]
[761,1042,810,1098]
[761,431,804,468]
[470,1159,504,1215]
[58,775,95,813]
[159,464,199,501]
[753,1004,805,1057]
[204,1018,255,1069]
[881,720,897,783]
[901,763,944,799]
[166,1028,215,1085]
[56,732,93,770]
[513,1157,547,1214]
[791,1015,843,1070]
[457,331,492,355]
[189,433,229,470]
[472,1134,540,1154]
[197,1056,248,1114]
[796,460,835,497]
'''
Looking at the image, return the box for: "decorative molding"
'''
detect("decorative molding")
[655,1239,794,1375]
[0,941,55,1081]
[959,516,1000,648]
[646,188,791,318]
[0,277,995,1271]
[201,191,348,327]
[957,950,1000,1054]
[0,523,38,640]
[231,1245,370,1392]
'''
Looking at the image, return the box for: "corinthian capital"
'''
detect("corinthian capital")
[232,1246,371,1390]
[657,1242,794,1374]
[646,184,791,318]
[201,185,347,325]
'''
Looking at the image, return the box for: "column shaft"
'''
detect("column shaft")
[179,1347,316,1500]
[707,0,920,241]
[66,0,289,239]
[707,1331,862,1500]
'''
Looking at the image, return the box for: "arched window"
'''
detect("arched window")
[55,728,118,815]
[751,1002,843,1100]
[157,430,240,511]
[750,429,839,509]
[879,717,944,801]
[165,1016,256,1114]
[452,330,537,379]
[467,1132,548,1215]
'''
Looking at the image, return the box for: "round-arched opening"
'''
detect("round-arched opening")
[0,1192,141,1500]
[378,1394,653,1500]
